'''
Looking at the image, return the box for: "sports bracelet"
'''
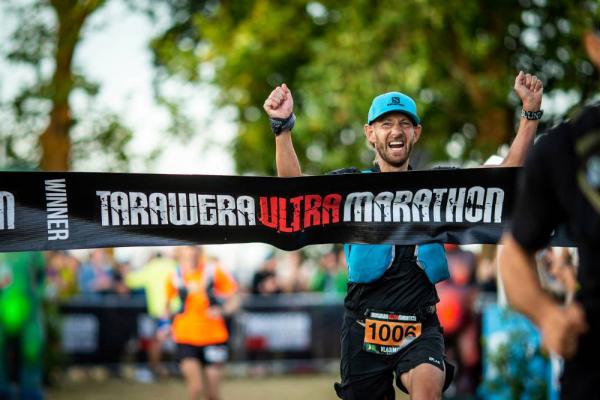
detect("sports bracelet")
[521,109,544,120]
[270,113,296,135]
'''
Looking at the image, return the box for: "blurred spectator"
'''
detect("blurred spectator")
[437,245,479,395]
[309,248,347,297]
[338,247,348,270]
[77,249,115,296]
[475,244,498,295]
[162,246,239,400]
[125,252,177,377]
[112,258,132,296]
[278,251,309,293]
[251,252,282,296]
[0,252,45,400]
[45,251,79,300]
[538,247,578,305]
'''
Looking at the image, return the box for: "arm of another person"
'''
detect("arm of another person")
[495,71,543,167]
[499,234,587,358]
[498,132,587,357]
[263,83,302,177]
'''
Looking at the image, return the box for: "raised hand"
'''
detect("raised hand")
[263,83,294,119]
[514,71,543,111]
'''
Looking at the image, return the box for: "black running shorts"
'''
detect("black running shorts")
[334,311,454,399]
[176,343,229,366]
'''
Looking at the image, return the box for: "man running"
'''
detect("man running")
[263,71,543,399]
[162,246,239,400]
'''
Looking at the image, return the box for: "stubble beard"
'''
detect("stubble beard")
[375,139,413,170]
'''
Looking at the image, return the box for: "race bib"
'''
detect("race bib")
[362,310,421,355]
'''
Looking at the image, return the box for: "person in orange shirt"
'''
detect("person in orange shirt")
[161,246,239,400]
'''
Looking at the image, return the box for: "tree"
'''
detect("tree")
[151,0,599,175]
[0,0,203,172]
[0,0,135,171]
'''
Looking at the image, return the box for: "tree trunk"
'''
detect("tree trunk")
[474,108,511,155]
[39,0,105,171]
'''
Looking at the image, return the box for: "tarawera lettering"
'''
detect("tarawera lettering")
[343,187,504,224]
[258,194,342,232]
[95,191,256,227]
[0,191,15,230]
[45,179,70,240]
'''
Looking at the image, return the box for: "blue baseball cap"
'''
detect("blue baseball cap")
[367,92,420,125]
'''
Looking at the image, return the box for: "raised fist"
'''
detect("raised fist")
[263,83,294,119]
[514,71,543,111]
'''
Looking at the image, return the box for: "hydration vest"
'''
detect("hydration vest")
[344,169,450,284]
[172,261,220,313]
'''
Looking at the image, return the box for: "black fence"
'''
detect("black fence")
[58,293,345,365]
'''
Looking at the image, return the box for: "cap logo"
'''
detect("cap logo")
[387,96,403,106]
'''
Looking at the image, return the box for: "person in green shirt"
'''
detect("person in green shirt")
[309,249,348,298]
[125,253,178,377]
[0,251,46,400]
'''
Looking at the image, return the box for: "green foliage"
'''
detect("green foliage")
[70,112,134,172]
[1,0,598,173]
[151,0,599,175]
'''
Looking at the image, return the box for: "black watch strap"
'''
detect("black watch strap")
[521,109,544,120]
[270,113,296,135]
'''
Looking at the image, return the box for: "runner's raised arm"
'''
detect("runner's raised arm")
[263,83,302,177]
[498,71,544,167]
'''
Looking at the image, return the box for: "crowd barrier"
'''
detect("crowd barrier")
[58,293,345,365]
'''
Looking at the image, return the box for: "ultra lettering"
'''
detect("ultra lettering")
[258,194,342,232]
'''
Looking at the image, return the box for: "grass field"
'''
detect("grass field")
[47,374,410,400]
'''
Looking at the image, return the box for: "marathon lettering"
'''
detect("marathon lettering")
[0,191,15,230]
[258,194,342,232]
[45,179,69,240]
[95,191,257,227]
[343,186,504,224]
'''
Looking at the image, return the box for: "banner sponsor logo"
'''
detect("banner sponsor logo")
[0,191,15,230]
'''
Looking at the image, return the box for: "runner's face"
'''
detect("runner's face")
[365,113,421,171]
[176,246,201,270]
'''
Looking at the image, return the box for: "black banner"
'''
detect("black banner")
[0,168,567,252]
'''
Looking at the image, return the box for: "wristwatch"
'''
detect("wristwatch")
[521,109,544,120]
